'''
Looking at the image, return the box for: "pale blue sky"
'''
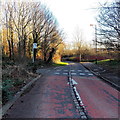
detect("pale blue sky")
[39,0,113,44]
[4,0,112,44]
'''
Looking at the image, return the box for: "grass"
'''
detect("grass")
[53,61,69,66]
[97,59,111,63]
[96,59,120,70]
[97,59,119,65]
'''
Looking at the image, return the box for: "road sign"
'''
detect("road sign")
[72,79,78,85]
[33,43,37,49]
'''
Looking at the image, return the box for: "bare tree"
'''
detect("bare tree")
[4,2,32,60]
[2,1,63,63]
[97,0,120,59]
[39,8,63,63]
[73,27,84,61]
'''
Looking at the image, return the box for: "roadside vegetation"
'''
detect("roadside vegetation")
[53,61,69,66]
[1,0,120,106]
[96,59,120,72]
[1,1,64,106]
[2,57,68,105]
[2,58,37,105]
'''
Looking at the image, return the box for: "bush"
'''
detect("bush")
[2,78,15,104]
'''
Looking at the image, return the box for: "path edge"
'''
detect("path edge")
[81,63,120,91]
[0,75,41,117]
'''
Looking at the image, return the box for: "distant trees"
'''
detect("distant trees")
[72,28,84,61]
[1,2,63,63]
[97,0,120,59]
[62,27,93,62]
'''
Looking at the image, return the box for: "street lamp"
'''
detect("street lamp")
[90,24,97,64]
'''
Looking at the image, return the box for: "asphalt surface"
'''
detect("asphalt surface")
[70,63,120,118]
[4,62,120,118]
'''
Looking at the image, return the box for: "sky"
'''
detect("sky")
[39,0,111,45]
[3,0,112,45]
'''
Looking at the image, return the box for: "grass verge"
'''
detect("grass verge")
[97,59,120,65]
[53,61,69,66]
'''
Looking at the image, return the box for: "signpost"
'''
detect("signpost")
[33,43,37,63]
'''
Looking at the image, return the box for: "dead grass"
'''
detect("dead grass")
[2,61,38,105]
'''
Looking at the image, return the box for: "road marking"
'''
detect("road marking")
[64,70,68,72]
[71,70,75,72]
[85,70,89,72]
[78,70,82,72]
[79,73,85,75]
[54,72,60,75]
[63,73,68,75]
[72,79,78,85]
[71,73,77,75]
[88,73,93,76]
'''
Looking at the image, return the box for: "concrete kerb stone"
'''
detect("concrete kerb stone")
[81,63,120,91]
[68,71,88,119]
[0,75,41,117]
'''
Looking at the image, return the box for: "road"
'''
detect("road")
[4,62,120,118]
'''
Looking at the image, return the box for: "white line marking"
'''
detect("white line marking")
[72,79,78,85]
[85,70,89,72]
[56,70,61,71]
[79,73,85,75]
[63,73,68,75]
[64,70,68,71]
[78,70,82,72]
[71,70,75,71]
[88,73,93,76]
[54,72,60,75]
[71,73,77,75]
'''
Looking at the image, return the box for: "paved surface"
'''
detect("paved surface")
[70,63,120,118]
[4,65,80,118]
[82,62,120,86]
[4,62,120,118]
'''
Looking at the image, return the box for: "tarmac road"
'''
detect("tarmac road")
[4,62,120,118]
[70,63,120,118]
[4,65,80,118]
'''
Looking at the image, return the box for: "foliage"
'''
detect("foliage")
[2,74,24,104]
[1,2,64,63]
[97,59,120,66]
[2,59,38,105]
[53,62,69,66]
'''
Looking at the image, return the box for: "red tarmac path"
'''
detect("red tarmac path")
[5,74,80,118]
[73,76,120,118]
[3,63,120,119]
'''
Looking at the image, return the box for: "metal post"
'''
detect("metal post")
[95,25,97,64]
[32,43,37,63]
[32,48,34,63]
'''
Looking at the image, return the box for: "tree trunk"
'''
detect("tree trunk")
[23,34,27,58]
[46,48,55,63]
[18,35,21,61]
[44,52,47,62]
[10,28,14,60]
[8,40,12,59]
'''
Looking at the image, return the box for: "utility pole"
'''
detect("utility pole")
[95,25,97,64]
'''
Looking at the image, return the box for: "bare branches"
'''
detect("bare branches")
[97,0,120,52]
[2,2,64,62]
